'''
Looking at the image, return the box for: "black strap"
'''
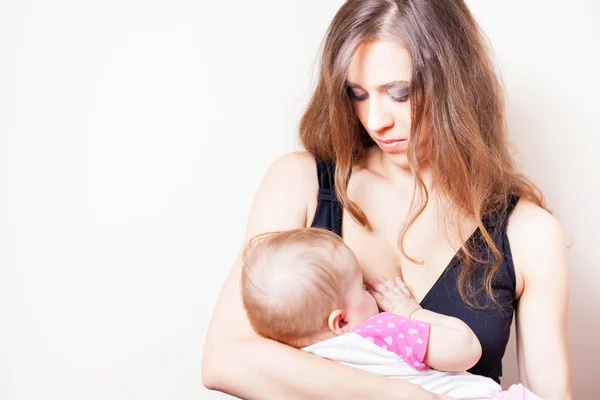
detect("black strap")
[312,160,343,236]
[315,159,335,190]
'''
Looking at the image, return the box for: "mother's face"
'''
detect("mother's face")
[346,40,414,169]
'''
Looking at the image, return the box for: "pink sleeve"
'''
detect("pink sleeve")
[352,312,430,370]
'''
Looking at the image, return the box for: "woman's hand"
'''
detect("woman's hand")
[368,276,422,318]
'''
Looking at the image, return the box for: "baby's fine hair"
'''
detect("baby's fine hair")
[241,228,355,347]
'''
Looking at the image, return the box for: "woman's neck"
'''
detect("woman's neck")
[365,146,435,198]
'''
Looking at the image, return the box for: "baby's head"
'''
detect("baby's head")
[240,228,378,348]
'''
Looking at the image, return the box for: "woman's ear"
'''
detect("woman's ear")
[328,309,350,335]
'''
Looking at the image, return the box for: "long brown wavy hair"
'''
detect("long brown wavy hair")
[299,0,546,308]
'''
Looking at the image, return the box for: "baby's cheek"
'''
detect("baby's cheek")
[361,294,379,317]
[369,296,380,314]
[350,299,370,322]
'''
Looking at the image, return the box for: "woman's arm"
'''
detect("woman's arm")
[202,152,448,400]
[508,200,572,400]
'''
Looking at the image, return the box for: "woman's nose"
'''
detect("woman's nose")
[366,98,394,132]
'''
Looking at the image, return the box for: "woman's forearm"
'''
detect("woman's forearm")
[203,335,447,400]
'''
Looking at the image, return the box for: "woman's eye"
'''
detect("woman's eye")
[346,86,368,101]
[388,88,409,102]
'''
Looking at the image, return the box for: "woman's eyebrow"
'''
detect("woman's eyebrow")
[378,80,410,89]
[345,80,410,89]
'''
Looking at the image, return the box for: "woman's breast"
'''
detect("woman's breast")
[344,231,403,283]
[342,215,468,303]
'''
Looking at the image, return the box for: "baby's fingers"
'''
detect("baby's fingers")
[367,289,384,303]
[394,277,413,298]
[368,279,385,292]
[373,277,404,296]
[374,280,400,298]
[367,288,393,311]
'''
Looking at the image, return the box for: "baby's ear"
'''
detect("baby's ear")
[328,309,350,335]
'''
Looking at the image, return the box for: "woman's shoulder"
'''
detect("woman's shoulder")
[260,152,319,200]
[251,151,319,230]
[507,198,564,245]
[266,151,318,180]
[507,198,569,297]
[241,152,319,239]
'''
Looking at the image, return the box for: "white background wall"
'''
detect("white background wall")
[0,1,598,399]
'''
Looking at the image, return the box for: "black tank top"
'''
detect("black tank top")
[311,160,518,383]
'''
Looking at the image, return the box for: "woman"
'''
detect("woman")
[202,1,571,399]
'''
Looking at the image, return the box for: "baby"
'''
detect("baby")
[240,228,541,400]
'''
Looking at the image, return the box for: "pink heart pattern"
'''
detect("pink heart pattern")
[352,312,429,371]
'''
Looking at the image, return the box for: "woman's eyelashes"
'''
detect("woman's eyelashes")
[388,88,409,102]
[346,86,409,103]
[346,86,368,101]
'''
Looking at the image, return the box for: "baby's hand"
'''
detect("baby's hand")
[368,276,422,318]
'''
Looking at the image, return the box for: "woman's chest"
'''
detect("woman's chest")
[341,183,477,303]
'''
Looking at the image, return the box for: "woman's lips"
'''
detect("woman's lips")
[374,138,407,153]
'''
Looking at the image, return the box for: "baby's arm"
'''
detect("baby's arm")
[410,308,482,372]
[368,277,482,372]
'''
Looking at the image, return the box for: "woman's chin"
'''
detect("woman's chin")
[382,151,411,170]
